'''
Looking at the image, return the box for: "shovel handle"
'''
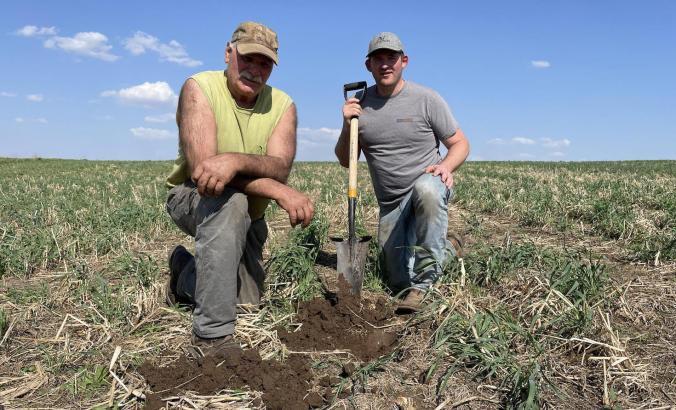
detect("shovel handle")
[348,117,359,199]
[343,81,367,242]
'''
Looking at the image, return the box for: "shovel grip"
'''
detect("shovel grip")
[343,81,368,102]
[348,117,359,198]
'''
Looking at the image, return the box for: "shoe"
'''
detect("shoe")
[166,245,192,307]
[189,333,240,359]
[395,288,426,315]
[449,232,464,258]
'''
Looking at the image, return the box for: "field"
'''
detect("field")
[0,158,674,409]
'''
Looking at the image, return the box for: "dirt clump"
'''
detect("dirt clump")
[140,280,401,408]
[140,346,319,409]
[278,277,400,361]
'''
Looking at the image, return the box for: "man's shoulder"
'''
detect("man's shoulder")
[405,81,442,98]
[267,84,292,102]
[190,70,223,81]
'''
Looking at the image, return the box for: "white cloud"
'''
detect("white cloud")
[124,31,202,67]
[531,60,551,69]
[26,94,44,102]
[44,32,119,62]
[15,117,47,124]
[549,151,565,157]
[144,113,175,123]
[102,81,178,106]
[297,127,341,147]
[15,25,57,37]
[1,91,17,97]
[489,137,543,146]
[487,138,506,145]
[295,127,342,161]
[298,127,341,140]
[540,137,571,148]
[512,137,536,145]
[130,127,175,140]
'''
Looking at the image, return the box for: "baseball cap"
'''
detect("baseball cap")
[367,32,404,57]
[231,21,279,64]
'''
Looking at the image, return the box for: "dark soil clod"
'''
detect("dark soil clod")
[140,281,401,409]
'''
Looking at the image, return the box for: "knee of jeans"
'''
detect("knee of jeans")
[198,189,249,224]
[412,174,445,207]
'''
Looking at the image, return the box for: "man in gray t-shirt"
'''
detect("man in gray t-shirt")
[334,32,470,314]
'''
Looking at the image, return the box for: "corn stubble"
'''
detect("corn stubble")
[0,158,673,409]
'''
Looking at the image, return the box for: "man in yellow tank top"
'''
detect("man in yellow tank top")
[164,22,314,355]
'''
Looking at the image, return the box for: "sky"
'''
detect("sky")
[1,0,675,162]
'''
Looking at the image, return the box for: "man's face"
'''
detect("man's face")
[225,43,274,99]
[366,50,408,88]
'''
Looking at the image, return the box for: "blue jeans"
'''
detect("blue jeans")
[378,173,455,292]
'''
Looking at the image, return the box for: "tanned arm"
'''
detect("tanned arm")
[191,103,296,192]
[177,79,313,226]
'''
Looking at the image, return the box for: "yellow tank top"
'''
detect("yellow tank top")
[166,70,293,220]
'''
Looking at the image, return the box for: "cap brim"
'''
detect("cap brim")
[366,46,403,57]
[236,43,279,65]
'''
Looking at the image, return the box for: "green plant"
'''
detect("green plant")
[0,308,8,339]
[66,365,109,397]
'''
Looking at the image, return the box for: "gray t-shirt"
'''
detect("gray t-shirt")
[358,81,459,212]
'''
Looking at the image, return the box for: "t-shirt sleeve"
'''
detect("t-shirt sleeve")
[426,90,459,140]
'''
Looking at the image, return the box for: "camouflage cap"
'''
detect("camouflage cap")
[231,21,279,64]
[367,32,404,57]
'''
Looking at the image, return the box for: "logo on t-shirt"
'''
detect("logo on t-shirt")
[396,117,415,123]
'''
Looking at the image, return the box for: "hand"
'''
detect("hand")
[425,164,454,188]
[342,97,362,123]
[275,186,315,227]
[192,155,238,197]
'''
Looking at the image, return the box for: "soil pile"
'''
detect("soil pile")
[277,282,399,361]
[140,346,314,410]
[140,282,400,408]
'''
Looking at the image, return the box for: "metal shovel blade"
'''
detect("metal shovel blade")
[331,236,372,295]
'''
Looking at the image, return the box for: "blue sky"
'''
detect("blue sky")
[1,0,674,161]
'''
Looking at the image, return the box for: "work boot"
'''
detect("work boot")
[189,333,240,359]
[395,288,426,315]
[166,245,192,307]
[449,232,464,258]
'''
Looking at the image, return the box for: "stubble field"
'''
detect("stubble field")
[0,158,674,409]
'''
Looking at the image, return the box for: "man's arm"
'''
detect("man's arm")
[229,176,314,227]
[178,78,218,174]
[196,103,297,184]
[425,128,470,188]
[178,79,313,226]
[187,89,296,195]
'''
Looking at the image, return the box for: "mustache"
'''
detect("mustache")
[240,71,263,84]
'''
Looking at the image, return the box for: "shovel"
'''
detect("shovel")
[331,81,372,295]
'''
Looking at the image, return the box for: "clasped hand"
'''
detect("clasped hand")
[191,155,237,197]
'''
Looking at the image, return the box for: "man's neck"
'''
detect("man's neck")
[376,79,405,98]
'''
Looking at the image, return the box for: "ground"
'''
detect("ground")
[0,159,674,409]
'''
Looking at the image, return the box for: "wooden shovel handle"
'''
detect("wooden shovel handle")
[348,117,359,198]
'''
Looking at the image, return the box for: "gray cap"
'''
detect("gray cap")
[367,32,404,57]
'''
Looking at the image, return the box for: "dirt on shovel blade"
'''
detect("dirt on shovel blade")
[140,279,400,409]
